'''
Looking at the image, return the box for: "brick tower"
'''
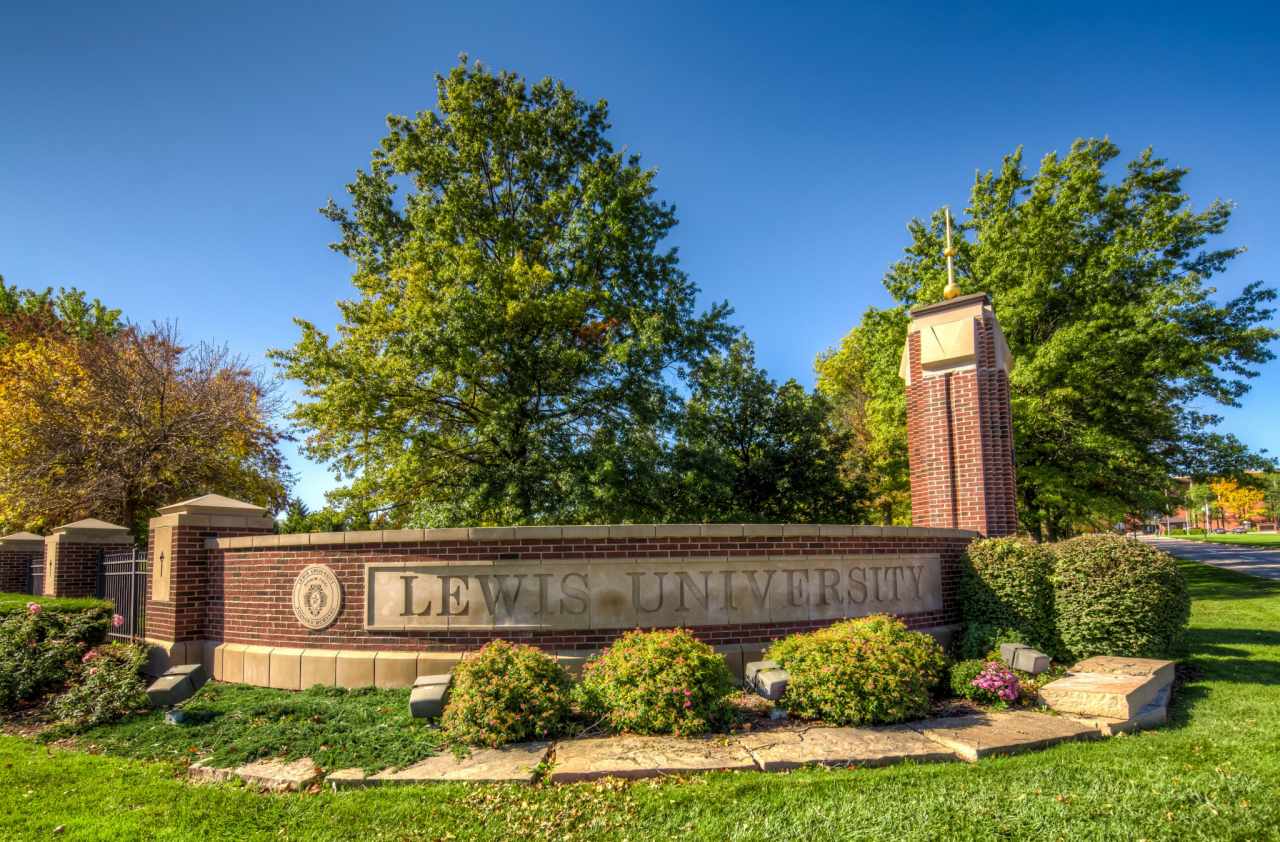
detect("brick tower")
[899,291,1017,536]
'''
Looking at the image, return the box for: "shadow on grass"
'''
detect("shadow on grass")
[1180,558,1280,602]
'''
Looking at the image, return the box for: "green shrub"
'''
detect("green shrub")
[50,643,149,732]
[767,615,946,725]
[576,629,735,736]
[954,623,1025,661]
[441,640,572,747]
[960,537,1057,655]
[1051,535,1190,660]
[0,603,110,710]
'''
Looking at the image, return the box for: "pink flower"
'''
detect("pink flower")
[112,614,125,628]
[82,650,98,663]
[87,667,98,676]
[27,602,42,615]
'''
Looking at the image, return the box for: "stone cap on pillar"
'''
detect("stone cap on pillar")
[0,531,45,549]
[152,494,274,530]
[47,518,133,545]
[898,292,1013,384]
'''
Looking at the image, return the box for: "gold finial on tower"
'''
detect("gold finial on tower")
[942,206,961,300]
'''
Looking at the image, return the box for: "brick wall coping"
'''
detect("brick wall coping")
[208,523,977,550]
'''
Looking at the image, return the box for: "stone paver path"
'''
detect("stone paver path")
[737,724,953,771]
[909,710,1100,762]
[548,734,756,783]
[371,741,551,784]
[195,707,1153,790]
[1145,536,1280,580]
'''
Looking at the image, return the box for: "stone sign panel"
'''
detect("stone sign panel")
[365,554,942,631]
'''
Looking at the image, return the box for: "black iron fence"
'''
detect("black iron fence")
[99,547,148,642]
[27,554,44,596]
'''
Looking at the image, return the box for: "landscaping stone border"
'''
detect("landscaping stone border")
[189,707,1160,792]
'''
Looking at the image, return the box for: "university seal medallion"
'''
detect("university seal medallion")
[292,564,342,630]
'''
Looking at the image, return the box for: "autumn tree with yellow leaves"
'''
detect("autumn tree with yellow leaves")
[0,279,291,537]
[1209,478,1265,527]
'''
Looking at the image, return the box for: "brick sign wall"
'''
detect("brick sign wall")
[205,526,972,653]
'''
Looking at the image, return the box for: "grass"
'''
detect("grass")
[2,559,1279,840]
[1170,532,1280,547]
[0,592,112,617]
[66,684,444,774]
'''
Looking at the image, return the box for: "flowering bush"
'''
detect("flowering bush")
[0,604,110,710]
[441,640,572,747]
[971,661,1020,703]
[768,615,946,725]
[575,629,735,736]
[50,642,149,732]
[949,659,1020,707]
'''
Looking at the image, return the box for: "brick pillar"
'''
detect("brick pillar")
[42,519,133,597]
[0,532,45,594]
[146,494,274,672]
[899,292,1017,536]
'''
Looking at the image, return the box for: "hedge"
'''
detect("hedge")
[1051,535,1190,660]
[959,537,1058,656]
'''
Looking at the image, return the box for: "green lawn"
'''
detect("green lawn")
[68,684,443,774]
[3,559,1279,841]
[1171,532,1280,547]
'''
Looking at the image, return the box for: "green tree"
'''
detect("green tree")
[1263,474,1280,528]
[823,140,1277,539]
[815,307,910,525]
[672,339,862,523]
[0,276,121,343]
[273,61,732,526]
[1185,482,1216,530]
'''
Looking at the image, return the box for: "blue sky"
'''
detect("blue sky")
[2,1,1277,508]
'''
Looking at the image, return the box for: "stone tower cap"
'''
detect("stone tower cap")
[157,494,268,516]
[55,518,129,532]
[0,531,44,546]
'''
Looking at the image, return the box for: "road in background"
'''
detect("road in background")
[1144,537,1280,581]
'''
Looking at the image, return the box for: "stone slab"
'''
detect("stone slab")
[1071,656,1175,687]
[146,674,194,708]
[911,710,1100,762]
[371,742,551,784]
[737,725,955,771]
[1069,684,1170,736]
[234,757,324,792]
[188,759,236,784]
[548,735,756,783]
[1037,671,1165,719]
